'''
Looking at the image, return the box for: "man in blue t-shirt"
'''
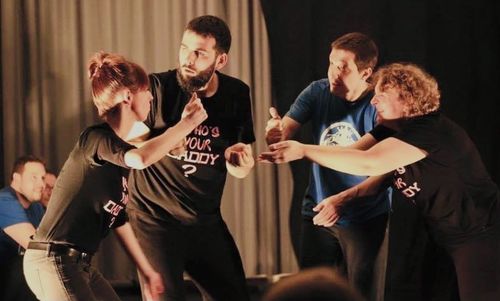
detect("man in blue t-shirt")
[0,155,46,301]
[264,32,390,299]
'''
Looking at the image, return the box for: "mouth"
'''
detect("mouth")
[181,66,196,75]
[330,80,344,88]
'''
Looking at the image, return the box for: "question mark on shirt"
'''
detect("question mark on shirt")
[182,164,197,177]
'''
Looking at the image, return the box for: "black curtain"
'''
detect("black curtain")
[0,4,4,186]
[261,0,500,262]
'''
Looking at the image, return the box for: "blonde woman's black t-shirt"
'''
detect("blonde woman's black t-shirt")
[128,70,255,224]
[373,113,499,244]
[35,123,135,253]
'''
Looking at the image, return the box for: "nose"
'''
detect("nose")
[370,96,378,105]
[328,66,340,80]
[185,50,196,66]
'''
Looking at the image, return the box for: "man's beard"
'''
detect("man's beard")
[176,62,216,93]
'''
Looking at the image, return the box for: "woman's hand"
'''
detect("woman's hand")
[312,188,357,227]
[181,92,208,128]
[258,140,305,163]
[142,270,165,301]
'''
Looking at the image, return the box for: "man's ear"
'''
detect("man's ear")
[215,53,228,71]
[361,67,373,81]
[12,172,21,186]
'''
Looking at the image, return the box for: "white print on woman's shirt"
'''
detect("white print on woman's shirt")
[394,167,422,201]
[320,122,361,146]
[102,177,129,227]
[168,125,222,177]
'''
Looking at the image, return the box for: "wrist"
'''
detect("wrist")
[178,117,197,131]
[299,143,307,159]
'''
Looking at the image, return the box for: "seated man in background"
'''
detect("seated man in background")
[40,171,57,208]
[0,155,46,301]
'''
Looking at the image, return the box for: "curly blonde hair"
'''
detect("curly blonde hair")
[374,63,440,117]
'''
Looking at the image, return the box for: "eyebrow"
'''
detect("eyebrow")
[180,43,210,53]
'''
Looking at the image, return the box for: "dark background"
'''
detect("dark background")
[0,0,498,266]
[260,0,500,256]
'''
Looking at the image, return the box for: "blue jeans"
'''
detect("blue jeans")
[23,248,120,301]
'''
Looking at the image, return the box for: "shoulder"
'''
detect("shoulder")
[298,79,330,99]
[395,112,446,152]
[0,187,17,203]
[218,72,250,92]
[150,69,177,82]
[78,123,113,145]
[311,78,330,90]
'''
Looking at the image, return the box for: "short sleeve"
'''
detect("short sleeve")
[110,211,128,229]
[79,126,136,168]
[0,198,29,229]
[286,82,317,124]
[394,115,441,154]
[237,84,256,144]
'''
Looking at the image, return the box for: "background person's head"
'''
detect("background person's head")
[328,32,378,100]
[177,15,231,92]
[10,155,46,204]
[371,63,440,121]
[262,267,365,301]
[88,51,151,120]
[40,172,56,208]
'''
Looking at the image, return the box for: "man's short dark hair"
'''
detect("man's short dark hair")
[11,155,45,178]
[186,15,232,54]
[331,32,378,72]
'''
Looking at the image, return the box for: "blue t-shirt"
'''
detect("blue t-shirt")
[0,186,45,264]
[287,79,390,226]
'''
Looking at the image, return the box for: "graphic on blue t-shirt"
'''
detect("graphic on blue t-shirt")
[286,79,390,225]
[320,122,361,146]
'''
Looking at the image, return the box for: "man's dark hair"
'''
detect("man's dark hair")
[11,155,45,178]
[186,15,232,54]
[331,32,378,72]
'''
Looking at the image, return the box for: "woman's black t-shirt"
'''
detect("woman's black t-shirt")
[35,123,135,253]
[374,113,499,244]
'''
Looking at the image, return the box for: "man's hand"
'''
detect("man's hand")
[181,92,208,127]
[225,143,254,168]
[258,140,305,164]
[265,107,284,145]
[225,143,254,178]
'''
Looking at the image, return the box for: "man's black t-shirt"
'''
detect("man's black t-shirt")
[128,70,255,224]
[375,113,499,244]
[35,123,135,253]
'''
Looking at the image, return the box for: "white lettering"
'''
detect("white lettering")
[394,177,407,189]
[395,167,406,175]
[402,182,421,197]
[186,137,212,151]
